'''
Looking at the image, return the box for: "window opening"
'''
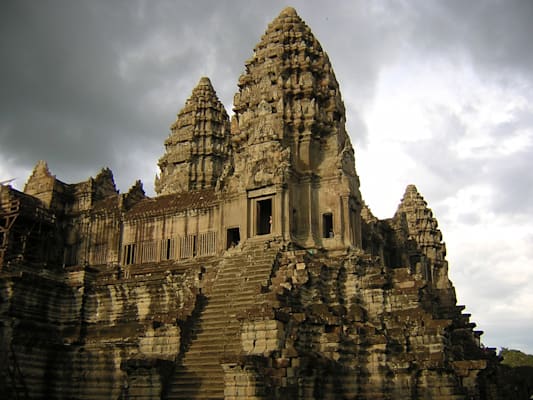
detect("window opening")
[226,227,241,249]
[166,238,172,260]
[198,231,216,256]
[180,235,196,259]
[323,213,334,238]
[161,238,177,261]
[257,199,272,235]
[124,243,136,265]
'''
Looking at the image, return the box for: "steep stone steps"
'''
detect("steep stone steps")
[165,244,280,400]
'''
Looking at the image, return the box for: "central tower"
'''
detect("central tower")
[228,7,362,249]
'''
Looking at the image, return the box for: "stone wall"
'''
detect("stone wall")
[0,262,201,399]
[220,247,495,399]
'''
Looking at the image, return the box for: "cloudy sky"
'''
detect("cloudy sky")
[2,0,532,353]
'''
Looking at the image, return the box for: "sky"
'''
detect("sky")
[1,0,532,353]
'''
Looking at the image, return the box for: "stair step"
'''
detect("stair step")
[167,246,279,399]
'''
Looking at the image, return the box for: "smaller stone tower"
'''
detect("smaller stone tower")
[155,77,231,195]
[393,184,456,306]
[23,160,57,207]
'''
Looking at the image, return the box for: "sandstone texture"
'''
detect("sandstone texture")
[0,7,522,400]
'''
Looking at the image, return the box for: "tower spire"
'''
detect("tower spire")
[230,7,358,189]
[155,77,231,195]
[394,184,453,293]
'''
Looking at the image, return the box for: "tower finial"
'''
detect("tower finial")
[279,6,298,17]
[199,76,212,85]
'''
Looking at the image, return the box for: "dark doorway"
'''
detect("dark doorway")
[226,227,240,249]
[257,199,272,235]
[323,213,334,238]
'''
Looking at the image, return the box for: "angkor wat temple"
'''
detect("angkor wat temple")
[0,7,516,400]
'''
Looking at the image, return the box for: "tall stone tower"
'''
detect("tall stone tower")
[155,77,231,195]
[229,7,362,249]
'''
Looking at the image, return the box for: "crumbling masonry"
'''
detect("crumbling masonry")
[0,7,509,400]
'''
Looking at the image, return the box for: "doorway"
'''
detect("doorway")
[257,199,272,235]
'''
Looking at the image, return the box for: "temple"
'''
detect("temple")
[0,7,516,399]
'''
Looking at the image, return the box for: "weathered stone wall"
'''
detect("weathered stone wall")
[221,247,493,399]
[0,269,84,398]
[0,263,200,399]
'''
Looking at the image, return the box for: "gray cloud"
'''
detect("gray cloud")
[403,0,533,76]
[490,146,533,214]
[0,0,265,188]
[399,105,480,199]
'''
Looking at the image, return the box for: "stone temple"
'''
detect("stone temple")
[0,7,514,400]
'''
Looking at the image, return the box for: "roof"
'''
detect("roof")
[92,195,120,212]
[126,188,219,218]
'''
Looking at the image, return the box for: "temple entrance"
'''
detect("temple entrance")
[256,199,272,235]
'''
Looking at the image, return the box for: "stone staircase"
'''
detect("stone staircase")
[165,242,281,400]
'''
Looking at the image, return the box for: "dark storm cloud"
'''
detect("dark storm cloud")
[403,0,533,76]
[0,0,267,189]
[1,1,155,183]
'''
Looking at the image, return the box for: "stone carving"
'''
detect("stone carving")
[0,6,521,400]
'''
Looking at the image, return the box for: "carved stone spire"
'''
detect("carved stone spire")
[394,184,452,291]
[155,77,231,195]
[92,167,118,201]
[230,7,358,190]
[23,160,56,205]
[120,180,146,209]
[24,160,53,189]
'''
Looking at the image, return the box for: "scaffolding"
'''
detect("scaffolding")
[0,185,57,269]
[0,193,20,270]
